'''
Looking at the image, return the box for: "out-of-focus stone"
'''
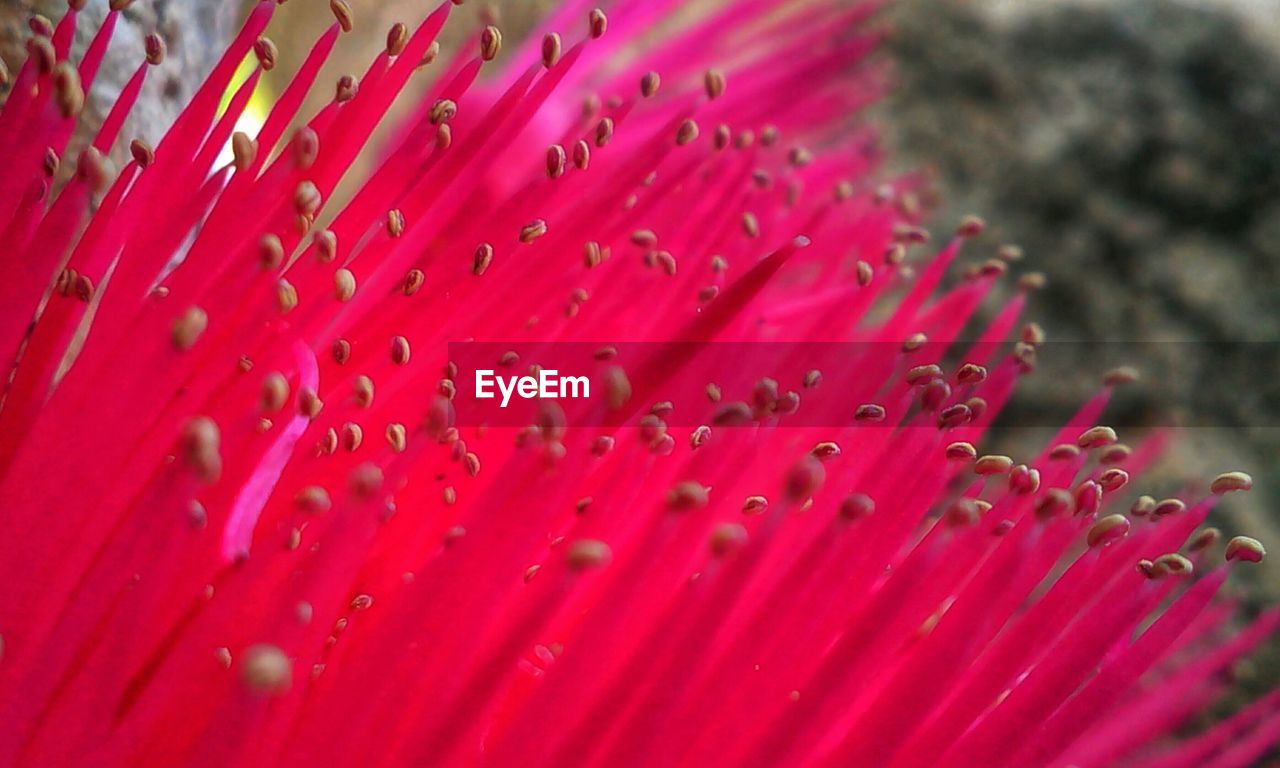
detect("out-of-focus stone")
[1,0,241,169]
[885,0,1280,598]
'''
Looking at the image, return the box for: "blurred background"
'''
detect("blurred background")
[883,0,1280,598]
[3,0,1278,703]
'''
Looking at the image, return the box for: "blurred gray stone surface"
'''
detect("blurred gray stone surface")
[885,0,1280,598]
[0,0,240,163]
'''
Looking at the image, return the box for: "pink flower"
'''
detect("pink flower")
[0,1,1275,766]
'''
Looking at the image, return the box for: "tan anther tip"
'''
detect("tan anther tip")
[480,25,502,61]
[1225,536,1265,563]
[811,441,841,460]
[667,481,710,511]
[588,8,607,38]
[640,71,660,98]
[709,523,748,557]
[704,69,726,100]
[386,22,408,56]
[145,33,167,66]
[740,495,768,516]
[130,138,154,168]
[1153,553,1194,578]
[1017,272,1047,292]
[956,215,985,237]
[838,493,875,521]
[1103,366,1140,386]
[566,539,612,570]
[1210,471,1253,495]
[253,37,277,71]
[854,403,886,423]
[974,454,1013,476]
[330,0,354,32]
[1087,514,1130,547]
[1188,527,1220,553]
[541,33,562,68]
[676,119,699,146]
[1078,425,1117,449]
[241,643,292,696]
[996,244,1023,261]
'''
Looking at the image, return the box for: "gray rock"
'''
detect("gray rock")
[1,0,240,164]
[886,0,1280,597]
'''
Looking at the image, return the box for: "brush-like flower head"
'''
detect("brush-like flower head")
[0,1,1275,766]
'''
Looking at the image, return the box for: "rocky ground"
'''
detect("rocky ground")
[1,0,240,166]
[884,0,1280,709]
[885,0,1280,599]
